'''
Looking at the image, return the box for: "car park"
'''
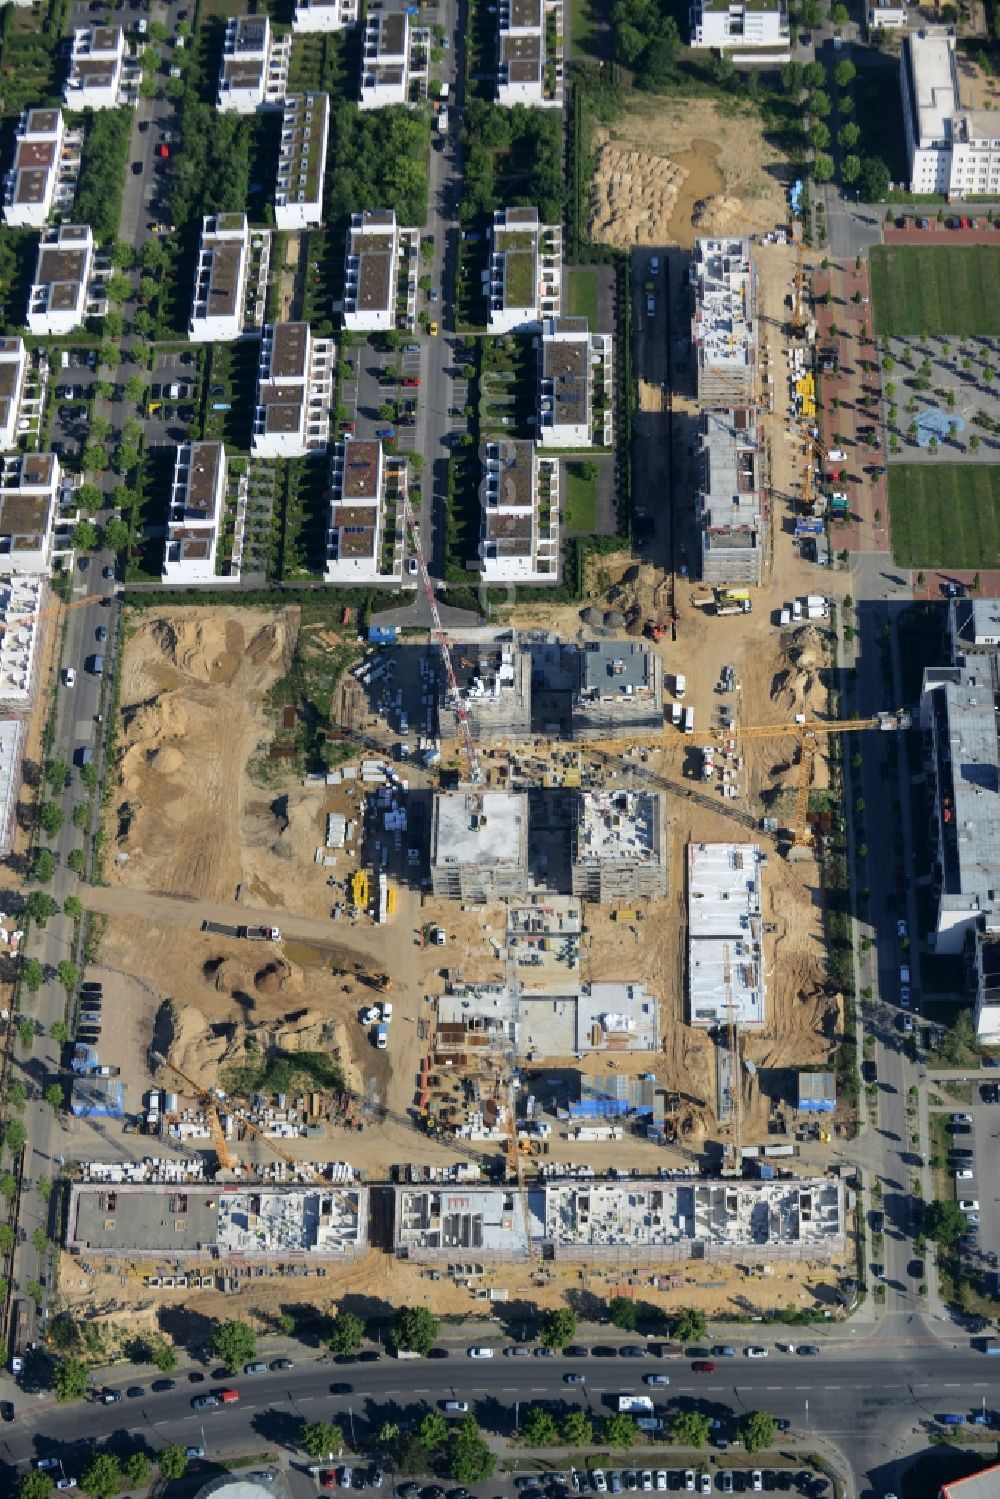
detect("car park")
[535,1346,556,1357]
[151,1379,175,1392]
[712,1346,735,1358]
[467,1346,493,1357]
[611,1476,623,1495]
[592,1474,608,1494]
[270,1357,294,1370]
[655,1476,667,1493]
[642,1474,653,1492]
[700,1478,711,1495]
[626,1474,639,1493]
[745,1346,767,1358]
[752,1477,762,1494]
[620,1345,647,1358]
[797,1345,820,1356]
[722,1476,733,1495]
[505,1346,531,1357]
[685,1476,696,1493]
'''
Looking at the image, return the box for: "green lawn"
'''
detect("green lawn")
[567,0,603,59]
[566,269,598,326]
[888,464,1000,568]
[870,246,1000,336]
[564,465,598,535]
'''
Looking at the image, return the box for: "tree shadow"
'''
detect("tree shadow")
[155,1305,217,1360]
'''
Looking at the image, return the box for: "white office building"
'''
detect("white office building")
[360,8,412,109]
[293,0,360,29]
[689,0,790,55]
[479,438,560,583]
[161,443,228,585]
[252,321,334,459]
[275,93,329,231]
[26,224,104,337]
[188,214,255,343]
[3,108,80,230]
[217,14,291,113]
[0,453,62,577]
[900,29,1000,196]
[497,0,564,107]
[488,207,562,334]
[342,210,417,332]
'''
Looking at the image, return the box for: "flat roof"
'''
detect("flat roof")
[542,324,589,427]
[0,718,23,852]
[922,656,1000,904]
[179,442,222,517]
[577,639,657,699]
[203,242,244,320]
[395,1185,531,1257]
[340,439,380,500]
[688,841,766,1029]
[349,229,394,315]
[906,30,958,147]
[66,1183,367,1258]
[432,790,527,867]
[941,1461,1000,1499]
[700,408,761,527]
[270,321,309,380]
[436,980,660,1055]
[488,439,534,509]
[691,237,755,378]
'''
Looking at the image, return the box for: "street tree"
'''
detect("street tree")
[447,1415,496,1484]
[924,1198,967,1245]
[300,1419,344,1459]
[213,1318,256,1373]
[57,961,78,994]
[393,1305,439,1355]
[834,58,856,87]
[63,897,83,921]
[329,1310,365,1357]
[54,1356,90,1402]
[419,1410,449,1450]
[603,1413,638,1448]
[39,803,64,838]
[25,891,57,923]
[67,849,87,874]
[0,1172,15,1202]
[738,1411,776,1455]
[44,1083,64,1114]
[79,1450,122,1497]
[7,1081,25,1111]
[562,1410,594,1445]
[22,958,43,993]
[44,759,69,794]
[540,1306,577,1349]
[17,1475,56,1499]
[522,1406,560,1444]
[0,1224,14,1252]
[672,1308,708,1342]
[812,153,835,183]
[608,1296,639,1330]
[30,1227,48,1254]
[670,1410,711,1447]
[72,521,99,551]
[123,1453,149,1487]
[841,156,861,186]
[102,518,130,552]
[31,849,56,883]
[154,1341,177,1373]
[159,1446,187,1480]
[4,1120,27,1156]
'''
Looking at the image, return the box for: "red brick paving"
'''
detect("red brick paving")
[910,568,1000,600]
[883,227,1000,247]
[813,258,889,557]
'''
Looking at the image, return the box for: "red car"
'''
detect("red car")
[320,1472,337,1490]
[692,1361,716,1373]
[157,143,170,160]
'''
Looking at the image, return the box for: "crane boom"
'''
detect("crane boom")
[398,469,483,784]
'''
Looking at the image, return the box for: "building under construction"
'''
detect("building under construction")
[688,841,766,1030]
[697,407,765,587]
[393,1184,532,1261]
[570,789,668,902]
[690,237,757,408]
[430,789,529,902]
[438,633,531,743]
[570,640,664,737]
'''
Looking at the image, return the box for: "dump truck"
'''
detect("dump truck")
[236,925,281,942]
[716,598,752,616]
[10,1296,32,1374]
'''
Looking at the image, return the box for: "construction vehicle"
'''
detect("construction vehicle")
[644,620,667,642]
[236,925,281,942]
[349,869,369,910]
[715,599,752,617]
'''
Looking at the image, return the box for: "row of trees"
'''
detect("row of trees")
[519,1405,775,1455]
[326,103,431,232]
[460,100,564,227]
[72,109,132,245]
[17,1442,191,1498]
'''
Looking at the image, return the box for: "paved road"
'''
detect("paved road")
[5,1340,999,1492]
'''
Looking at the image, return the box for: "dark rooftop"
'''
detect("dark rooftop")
[340,440,380,500]
[182,443,221,516]
[271,322,308,380]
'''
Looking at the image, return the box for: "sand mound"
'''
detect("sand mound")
[588,134,687,248]
[692,195,747,234]
[210,957,257,997]
[151,615,287,687]
[255,958,304,998]
[164,997,346,1091]
[148,746,183,774]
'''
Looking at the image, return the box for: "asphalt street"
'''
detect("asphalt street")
[6,1342,1000,1493]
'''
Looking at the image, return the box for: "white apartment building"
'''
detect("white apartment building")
[293,0,360,30]
[342,209,417,332]
[689,0,790,55]
[3,109,80,230]
[0,339,28,453]
[867,0,907,29]
[64,25,128,110]
[252,321,334,459]
[479,438,560,583]
[217,14,291,113]
[691,237,757,408]
[901,30,1000,196]
[161,442,228,585]
[538,317,612,449]
[488,207,562,334]
[26,224,104,337]
[360,8,412,109]
[188,214,254,343]
[497,0,563,107]
[0,453,61,577]
[275,93,329,230]
[325,438,393,582]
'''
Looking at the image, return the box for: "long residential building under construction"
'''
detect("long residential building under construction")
[690,237,757,408]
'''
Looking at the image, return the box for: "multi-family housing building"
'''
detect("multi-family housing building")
[274,93,329,230]
[697,406,765,587]
[64,25,129,110]
[900,29,1000,196]
[252,321,334,459]
[342,210,417,332]
[691,237,757,408]
[537,317,613,449]
[497,0,563,107]
[217,14,291,113]
[359,8,412,109]
[326,437,402,582]
[689,0,791,56]
[0,453,63,577]
[688,841,766,1029]
[430,790,530,902]
[26,224,104,337]
[488,208,562,333]
[3,109,80,230]
[0,339,29,453]
[479,439,559,583]
[867,0,907,28]
[161,442,228,586]
[293,0,360,28]
[570,639,664,737]
[188,214,265,343]
[437,635,532,743]
[570,790,668,903]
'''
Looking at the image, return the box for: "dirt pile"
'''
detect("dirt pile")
[692,195,748,234]
[588,133,687,248]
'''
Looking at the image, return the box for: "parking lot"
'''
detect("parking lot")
[384,1470,831,1499]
